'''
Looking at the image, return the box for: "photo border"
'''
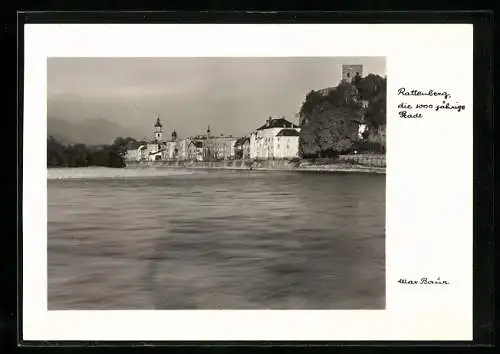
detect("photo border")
[15,11,494,347]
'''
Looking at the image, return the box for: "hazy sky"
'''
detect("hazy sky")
[48,57,385,139]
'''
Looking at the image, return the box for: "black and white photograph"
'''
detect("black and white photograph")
[21,22,477,342]
[47,57,387,310]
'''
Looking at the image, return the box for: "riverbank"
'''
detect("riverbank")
[125,158,386,174]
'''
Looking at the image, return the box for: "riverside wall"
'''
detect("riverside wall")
[125,159,292,170]
[125,158,386,174]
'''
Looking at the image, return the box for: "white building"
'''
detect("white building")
[132,116,165,161]
[125,142,162,162]
[187,140,204,161]
[274,128,300,158]
[140,143,163,161]
[250,117,301,159]
[125,148,140,162]
[176,138,191,161]
[160,130,179,161]
[162,141,178,160]
[208,135,238,160]
[356,100,370,139]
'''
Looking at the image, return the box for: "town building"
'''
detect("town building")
[187,140,204,161]
[139,116,165,161]
[179,129,207,161]
[249,117,301,160]
[182,126,239,161]
[205,135,238,160]
[234,136,251,159]
[125,116,164,162]
[274,128,301,158]
[128,116,187,162]
[171,138,187,161]
[351,100,371,139]
[126,118,242,162]
[125,148,140,162]
[162,129,180,161]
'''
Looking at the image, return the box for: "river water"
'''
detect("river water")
[48,167,385,309]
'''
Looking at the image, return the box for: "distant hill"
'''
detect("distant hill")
[48,117,138,145]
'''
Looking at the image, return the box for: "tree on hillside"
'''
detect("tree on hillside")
[355,74,387,129]
[298,83,363,158]
[298,120,320,157]
[111,136,144,165]
[47,136,128,168]
[325,82,361,108]
[299,83,361,121]
[298,75,386,158]
[47,136,67,167]
[364,95,386,129]
[65,143,89,167]
[355,74,386,101]
[87,146,110,167]
[299,90,323,125]
[299,106,362,158]
[108,144,127,168]
[113,136,141,150]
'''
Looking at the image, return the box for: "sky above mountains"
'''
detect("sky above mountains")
[48,57,386,144]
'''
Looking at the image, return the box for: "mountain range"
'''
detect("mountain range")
[47,117,138,145]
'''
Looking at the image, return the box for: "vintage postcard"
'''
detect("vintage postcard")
[22,22,474,341]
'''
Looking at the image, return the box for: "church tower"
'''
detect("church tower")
[171,129,177,141]
[153,115,163,142]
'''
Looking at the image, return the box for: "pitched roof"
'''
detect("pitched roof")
[191,135,207,140]
[256,118,299,130]
[189,141,203,148]
[276,128,300,137]
[234,136,250,146]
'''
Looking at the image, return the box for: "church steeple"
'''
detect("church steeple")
[153,114,163,142]
[171,129,177,141]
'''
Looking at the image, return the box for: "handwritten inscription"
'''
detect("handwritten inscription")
[398,277,450,285]
[397,88,466,118]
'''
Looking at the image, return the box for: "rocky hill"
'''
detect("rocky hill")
[298,75,387,158]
